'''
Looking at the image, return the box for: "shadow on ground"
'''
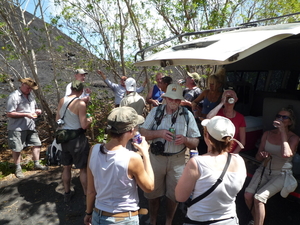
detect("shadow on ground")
[0,167,84,225]
[1,166,300,225]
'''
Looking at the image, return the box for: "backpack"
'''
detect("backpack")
[154,104,189,127]
[46,139,62,166]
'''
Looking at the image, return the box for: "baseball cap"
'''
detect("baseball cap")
[201,116,244,148]
[125,77,136,92]
[107,107,145,134]
[19,78,38,90]
[71,80,84,92]
[187,72,201,83]
[75,69,88,75]
[162,84,184,100]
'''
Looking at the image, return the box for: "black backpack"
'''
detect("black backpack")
[46,142,61,166]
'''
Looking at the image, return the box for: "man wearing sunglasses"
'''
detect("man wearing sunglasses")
[6,78,47,179]
[97,70,147,107]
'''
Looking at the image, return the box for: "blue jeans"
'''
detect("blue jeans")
[92,210,139,225]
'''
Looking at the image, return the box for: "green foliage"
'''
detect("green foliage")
[0,94,8,99]
[0,73,9,82]
[95,128,106,143]
[0,159,47,179]
[0,162,15,179]
[55,45,64,52]
[23,160,35,170]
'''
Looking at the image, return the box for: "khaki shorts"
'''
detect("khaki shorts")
[144,151,185,202]
[245,166,284,203]
[8,130,41,152]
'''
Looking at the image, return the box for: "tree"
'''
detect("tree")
[0,0,57,131]
[0,0,99,136]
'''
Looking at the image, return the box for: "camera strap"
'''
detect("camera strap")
[60,97,78,120]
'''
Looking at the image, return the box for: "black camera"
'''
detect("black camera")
[150,141,165,155]
[56,119,65,126]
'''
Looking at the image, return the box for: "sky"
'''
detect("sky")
[20,0,55,23]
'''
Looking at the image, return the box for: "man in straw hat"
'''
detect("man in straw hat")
[140,83,201,225]
[6,77,46,179]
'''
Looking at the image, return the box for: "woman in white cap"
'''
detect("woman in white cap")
[175,116,246,225]
[244,107,299,225]
[84,107,154,225]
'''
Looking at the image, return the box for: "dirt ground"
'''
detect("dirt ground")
[0,165,185,225]
[2,157,300,225]
[1,121,300,225]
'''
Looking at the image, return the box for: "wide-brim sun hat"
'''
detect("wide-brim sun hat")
[187,72,201,83]
[201,116,244,148]
[162,84,184,100]
[107,107,144,134]
[19,78,38,90]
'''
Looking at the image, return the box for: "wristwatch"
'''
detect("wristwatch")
[85,211,93,216]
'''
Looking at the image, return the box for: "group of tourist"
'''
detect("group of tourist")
[6,68,299,225]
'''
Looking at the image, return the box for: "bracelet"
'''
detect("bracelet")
[85,211,93,216]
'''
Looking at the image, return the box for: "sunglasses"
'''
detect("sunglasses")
[275,114,290,120]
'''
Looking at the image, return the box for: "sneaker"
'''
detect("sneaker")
[34,164,47,170]
[15,168,25,178]
[247,220,254,225]
[64,191,75,203]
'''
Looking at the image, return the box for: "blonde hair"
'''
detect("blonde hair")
[208,75,222,87]
[280,106,296,130]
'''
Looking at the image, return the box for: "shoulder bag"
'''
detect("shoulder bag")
[185,152,232,207]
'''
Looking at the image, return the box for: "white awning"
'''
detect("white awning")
[134,23,300,67]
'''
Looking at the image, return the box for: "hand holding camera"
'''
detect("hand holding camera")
[57,119,65,126]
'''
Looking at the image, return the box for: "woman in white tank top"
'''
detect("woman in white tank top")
[84,107,154,225]
[244,107,299,225]
[175,116,246,225]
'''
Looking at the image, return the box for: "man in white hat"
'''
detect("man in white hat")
[65,69,91,102]
[120,77,145,115]
[97,70,147,107]
[6,78,46,178]
[140,83,201,225]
